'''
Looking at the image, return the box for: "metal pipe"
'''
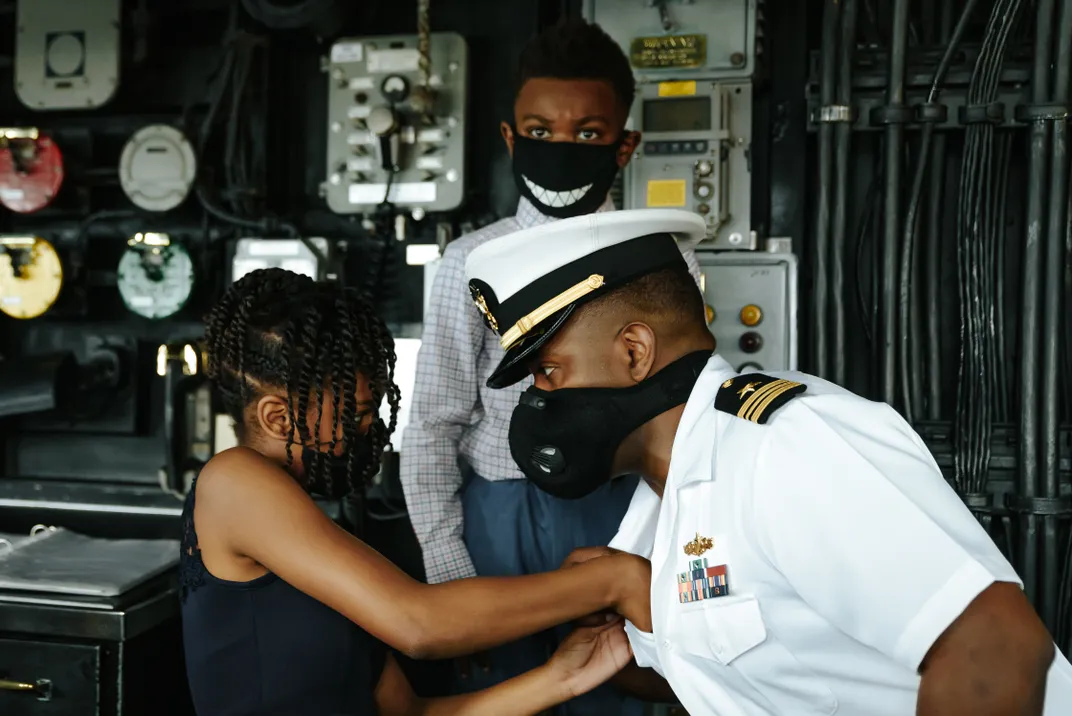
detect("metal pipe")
[880,0,910,405]
[831,0,857,387]
[925,133,946,420]
[1039,0,1072,632]
[1018,0,1056,608]
[813,0,841,379]
[924,0,955,421]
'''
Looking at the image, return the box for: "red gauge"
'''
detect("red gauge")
[0,130,65,214]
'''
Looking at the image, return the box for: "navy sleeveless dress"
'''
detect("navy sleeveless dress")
[180,479,388,715]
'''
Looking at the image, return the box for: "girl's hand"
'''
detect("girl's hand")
[548,621,634,699]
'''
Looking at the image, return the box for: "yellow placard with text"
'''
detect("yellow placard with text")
[646,180,688,207]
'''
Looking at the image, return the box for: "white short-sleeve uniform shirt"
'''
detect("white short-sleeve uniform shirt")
[610,354,1072,716]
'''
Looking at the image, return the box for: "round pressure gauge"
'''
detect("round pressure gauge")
[0,132,65,214]
[116,233,195,319]
[0,236,64,319]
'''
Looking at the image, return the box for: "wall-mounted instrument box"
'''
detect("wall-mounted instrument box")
[322,33,469,214]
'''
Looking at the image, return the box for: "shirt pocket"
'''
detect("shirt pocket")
[678,595,838,716]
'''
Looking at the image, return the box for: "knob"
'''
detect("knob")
[367,106,399,137]
[695,159,714,177]
[739,304,763,327]
[739,332,763,353]
[696,203,711,215]
[694,182,714,200]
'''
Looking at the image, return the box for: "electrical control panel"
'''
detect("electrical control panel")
[583,0,758,82]
[696,248,798,372]
[14,0,121,111]
[322,33,469,214]
[625,80,753,249]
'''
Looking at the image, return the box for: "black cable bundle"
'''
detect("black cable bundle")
[898,0,981,424]
[951,0,1023,504]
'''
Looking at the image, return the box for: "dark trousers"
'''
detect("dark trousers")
[458,471,644,716]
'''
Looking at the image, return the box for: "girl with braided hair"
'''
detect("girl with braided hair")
[180,268,652,716]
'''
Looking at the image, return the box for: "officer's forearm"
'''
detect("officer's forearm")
[611,661,678,703]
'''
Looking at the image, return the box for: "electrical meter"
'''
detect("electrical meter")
[119,125,198,212]
[625,81,753,249]
[583,0,758,82]
[15,0,121,111]
[116,233,195,320]
[0,235,64,319]
[0,128,65,214]
[231,238,331,283]
[322,32,469,214]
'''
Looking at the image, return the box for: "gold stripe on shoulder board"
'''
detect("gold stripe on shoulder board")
[738,379,803,423]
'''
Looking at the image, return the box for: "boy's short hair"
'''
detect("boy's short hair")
[515,17,636,113]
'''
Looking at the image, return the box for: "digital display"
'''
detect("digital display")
[642,97,712,133]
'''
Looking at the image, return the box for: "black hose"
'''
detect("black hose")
[831,0,857,387]
[1018,0,1057,610]
[813,0,840,379]
[1039,0,1072,634]
[897,0,982,424]
[879,0,910,406]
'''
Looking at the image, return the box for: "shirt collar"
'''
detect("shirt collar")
[668,353,735,489]
[606,353,735,557]
[514,194,616,229]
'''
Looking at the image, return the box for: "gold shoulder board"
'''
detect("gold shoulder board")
[715,373,807,425]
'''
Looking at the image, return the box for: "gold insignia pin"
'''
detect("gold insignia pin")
[721,378,734,389]
[683,532,714,557]
[737,381,762,398]
[471,290,499,332]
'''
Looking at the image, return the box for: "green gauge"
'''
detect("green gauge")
[116,232,194,319]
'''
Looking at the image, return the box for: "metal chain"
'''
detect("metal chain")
[415,0,434,124]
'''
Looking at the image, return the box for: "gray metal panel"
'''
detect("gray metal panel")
[584,0,756,81]
[624,81,753,249]
[323,33,469,214]
[696,249,798,372]
[14,0,120,110]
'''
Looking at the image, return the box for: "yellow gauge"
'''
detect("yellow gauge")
[0,236,63,319]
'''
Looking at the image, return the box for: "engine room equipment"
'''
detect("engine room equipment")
[626,80,753,248]
[0,128,65,214]
[0,352,76,419]
[116,233,195,320]
[0,235,64,320]
[696,245,798,372]
[231,237,331,283]
[14,0,121,111]
[118,125,198,212]
[583,0,758,82]
[322,32,469,214]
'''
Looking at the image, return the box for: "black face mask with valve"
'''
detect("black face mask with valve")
[510,133,623,219]
[507,351,713,499]
[300,420,384,499]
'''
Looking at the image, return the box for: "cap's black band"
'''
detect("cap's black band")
[493,232,685,335]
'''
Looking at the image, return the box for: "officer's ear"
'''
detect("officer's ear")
[619,322,657,383]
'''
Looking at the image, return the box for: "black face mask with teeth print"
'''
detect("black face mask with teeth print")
[510,133,623,219]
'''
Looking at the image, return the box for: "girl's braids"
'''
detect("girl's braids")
[204,268,401,495]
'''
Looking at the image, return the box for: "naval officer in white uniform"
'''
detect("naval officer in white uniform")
[463,207,1072,716]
